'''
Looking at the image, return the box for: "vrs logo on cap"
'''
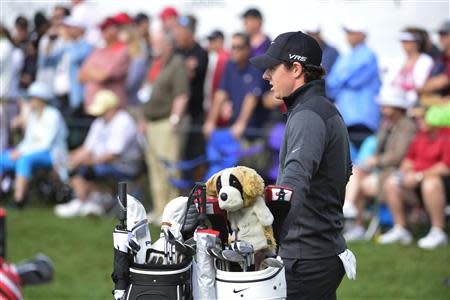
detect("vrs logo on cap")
[288,54,307,62]
[250,31,322,69]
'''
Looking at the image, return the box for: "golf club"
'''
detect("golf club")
[231,240,254,271]
[221,249,246,272]
[260,257,284,269]
[207,246,226,271]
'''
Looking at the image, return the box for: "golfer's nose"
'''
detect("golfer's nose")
[220,193,228,201]
[263,70,271,80]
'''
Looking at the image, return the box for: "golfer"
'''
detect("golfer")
[250,31,355,299]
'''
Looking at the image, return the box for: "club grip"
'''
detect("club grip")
[118,182,127,230]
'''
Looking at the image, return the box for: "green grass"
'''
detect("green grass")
[6,208,450,300]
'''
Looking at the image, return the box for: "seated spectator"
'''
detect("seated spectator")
[203,32,268,141]
[241,8,271,57]
[54,90,141,217]
[379,107,450,249]
[420,20,450,97]
[303,22,339,73]
[327,19,381,149]
[79,16,129,113]
[140,30,189,223]
[0,82,68,208]
[388,27,434,107]
[343,87,416,241]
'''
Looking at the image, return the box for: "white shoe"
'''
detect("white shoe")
[343,201,358,219]
[54,198,83,218]
[378,225,412,245]
[344,225,365,242]
[80,192,105,217]
[418,227,448,250]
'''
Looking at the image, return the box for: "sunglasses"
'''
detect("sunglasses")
[231,44,247,50]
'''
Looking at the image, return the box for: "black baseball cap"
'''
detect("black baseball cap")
[250,31,322,69]
[207,30,224,40]
[241,8,263,19]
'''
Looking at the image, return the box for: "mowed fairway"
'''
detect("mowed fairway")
[6,208,450,300]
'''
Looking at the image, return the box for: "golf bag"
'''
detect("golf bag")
[212,185,293,300]
[113,183,208,300]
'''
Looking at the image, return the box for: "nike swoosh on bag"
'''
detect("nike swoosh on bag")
[233,287,249,293]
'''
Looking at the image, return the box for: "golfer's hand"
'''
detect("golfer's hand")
[231,121,245,140]
[10,150,20,161]
[203,120,215,139]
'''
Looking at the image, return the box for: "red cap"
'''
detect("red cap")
[0,208,6,217]
[159,7,178,20]
[114,12,133,25]
[99,17,119,31]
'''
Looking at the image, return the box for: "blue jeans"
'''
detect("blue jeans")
[0,150,53,179]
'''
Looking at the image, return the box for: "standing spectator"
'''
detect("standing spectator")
[0,25,14,152]
[79,17,129,113]
[13,16,29,50]
[40,15,93,115]
[203,32,267,140]
[204,29,229,124]
[174,15,209,176]
[55,90,141,217]
[420,20,450,96]
[141,30,190,222]
[134,12,152,59]
[343,87,416,241]
[36,5,70,88]
[13,16,36,90]
[303,23,339,73]
[116,15,149,107]
[389,28,434,107]
[241,8,271,57]
[70,0,101,47]
[0,82,68,208]
[379,107,449,249]
[327,20,381,149]
[159,7,179,33]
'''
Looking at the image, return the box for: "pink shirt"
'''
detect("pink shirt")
[81,42,129,111]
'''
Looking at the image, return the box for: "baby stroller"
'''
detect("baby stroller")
[111,182,292,300]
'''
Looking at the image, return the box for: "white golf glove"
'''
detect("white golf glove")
[338,249,357,280]
[113,289,126,300]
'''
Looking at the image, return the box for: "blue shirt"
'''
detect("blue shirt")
[219,60,269,131]
[326,43,381,132]
[40,39,93,109]
[322,43,339,73]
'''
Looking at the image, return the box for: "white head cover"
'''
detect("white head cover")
[161,196,189,240]
[127,194,147,229]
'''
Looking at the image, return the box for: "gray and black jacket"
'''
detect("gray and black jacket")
[277,79,352,259]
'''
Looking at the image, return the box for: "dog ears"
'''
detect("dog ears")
[206,170,223,198]
[238,166,265,201]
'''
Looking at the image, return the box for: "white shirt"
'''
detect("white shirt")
[84,110,141,175]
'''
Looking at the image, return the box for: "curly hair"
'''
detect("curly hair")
[283,61,327,82]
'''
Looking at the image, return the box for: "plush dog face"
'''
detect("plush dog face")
[215,168,245,212]
[206,166,265,212]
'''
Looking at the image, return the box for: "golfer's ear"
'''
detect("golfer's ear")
[292,62,303,78]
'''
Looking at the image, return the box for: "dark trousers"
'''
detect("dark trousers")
[284,256,345,300]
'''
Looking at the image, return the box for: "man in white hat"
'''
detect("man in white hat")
[40,14,93,114]
[343,86,416,241]
[303,22,339,73]
[327,19,381,150]
[55,89,141,217]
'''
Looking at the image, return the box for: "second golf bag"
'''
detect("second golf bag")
[113,182,209,300]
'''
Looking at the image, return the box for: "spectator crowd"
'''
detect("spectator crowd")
[0,1,449,251]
